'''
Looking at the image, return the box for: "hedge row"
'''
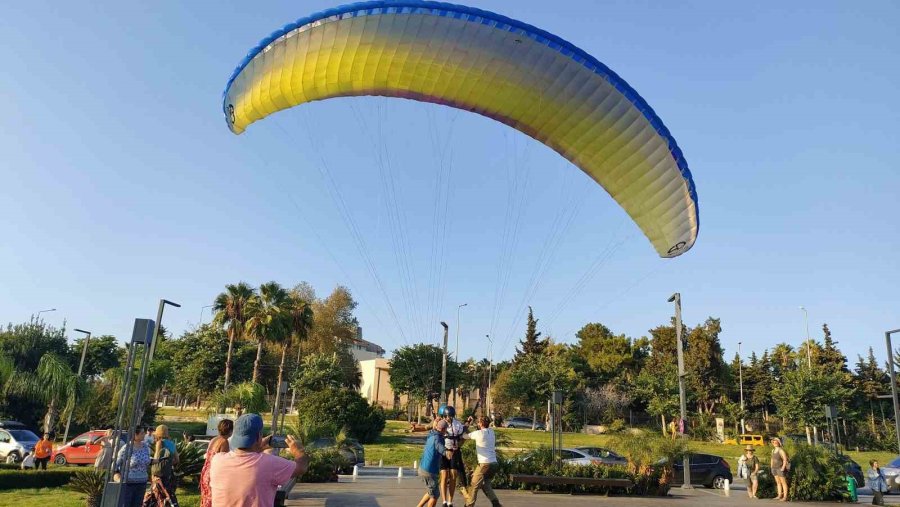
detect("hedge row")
[0,469,77,489]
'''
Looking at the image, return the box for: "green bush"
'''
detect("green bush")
[68,469,106,507]
[298,449,352,483]
[785,444,848,502]
[0,468,77,489]
[295,388,385,444]
[175,439,205,480]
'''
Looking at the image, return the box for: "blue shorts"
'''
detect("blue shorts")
[419,470,439,498]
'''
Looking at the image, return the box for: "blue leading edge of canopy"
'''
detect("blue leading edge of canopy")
[223,0,699,238]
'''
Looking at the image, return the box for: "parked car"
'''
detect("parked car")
[879,456,900,492]
[503,417,545,430]
[838,455,864,488]
[573,447,628,466]
[670,453,733,489]
[52,430,109,465]
[724,434,765,447]
[0,421,40,464]
[308,437,365,469]
[519,448,607,467]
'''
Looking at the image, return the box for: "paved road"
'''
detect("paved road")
[286,474,900,506]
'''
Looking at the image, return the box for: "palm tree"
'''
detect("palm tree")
[272,290,314,431]
[212,282,256,390]
[244,281,290,384]
[6,353,85,434]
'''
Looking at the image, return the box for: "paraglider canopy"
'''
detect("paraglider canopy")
[223,1,699,257]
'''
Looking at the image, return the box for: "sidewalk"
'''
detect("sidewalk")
[286,475,900,506]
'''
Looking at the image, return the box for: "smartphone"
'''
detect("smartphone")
[269,435,288,448]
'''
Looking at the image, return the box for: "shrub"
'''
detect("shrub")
[0,469,77,489]
[785,443,848,502]
[175,439,205,480]
[607,419,627,434]
[296,388,385,444]
[68,469,106,507]
[298,449,352,483]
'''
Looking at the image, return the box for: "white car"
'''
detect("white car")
[0,422,40,464]
[881,456,900,491]
[559,448,606,466]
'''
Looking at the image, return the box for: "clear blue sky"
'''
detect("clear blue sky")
[2,1,898,366]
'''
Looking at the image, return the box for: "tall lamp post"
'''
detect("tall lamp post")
[668,292,691,489]
[62,328,91,444]
[440,321,449,404]
[34,308,56,322]
[885,328,900,454]
[738,341,745,435]
[198,304,213,327]
[453,303,467,406]
[799,306,812,367]
[486,334,494,418]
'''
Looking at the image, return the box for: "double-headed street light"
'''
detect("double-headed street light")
[799,306,812,367]
[62,328,91,444]
[199,304,214,327]
[486,334,493,418]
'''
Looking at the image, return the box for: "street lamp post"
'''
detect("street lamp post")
[34,308,56,322]
[62,328,91,444]
[738,341,745,435]
[486,334,493,418]
[885,329,900,454]
[198,304,213,327]
[440,321,449,404]
[453,303,467,406]
[668,292,692,489]
[799,306,812,367]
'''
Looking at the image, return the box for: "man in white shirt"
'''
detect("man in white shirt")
[460,416,501,507]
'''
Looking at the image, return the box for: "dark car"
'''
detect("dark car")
[503,417,545,430]
[308,437,365,470]
[839,455,864,487]
[671,453,733,489]
[574,447,628,466]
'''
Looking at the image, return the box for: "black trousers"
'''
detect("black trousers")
[34,457,49,470]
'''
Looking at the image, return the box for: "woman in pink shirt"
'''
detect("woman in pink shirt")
[200,419,233,507]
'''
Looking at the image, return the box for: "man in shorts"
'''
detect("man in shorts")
[417,419,450,507]
[440,406,467,507]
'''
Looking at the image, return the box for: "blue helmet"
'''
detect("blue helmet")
[437,404,448,417]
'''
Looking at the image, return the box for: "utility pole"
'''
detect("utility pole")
[800,306,812,367]
[453,303,467,406]
[440,321,449,404]
[886,329,900,454]
[738,341,745,435]
[668,292,691,489]
[63,329,91,444]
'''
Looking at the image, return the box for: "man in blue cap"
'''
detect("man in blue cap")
[209,413,308,507]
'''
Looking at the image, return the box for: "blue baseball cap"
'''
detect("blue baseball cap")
[231,413,263,449]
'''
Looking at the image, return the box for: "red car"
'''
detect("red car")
[52,430,107,465]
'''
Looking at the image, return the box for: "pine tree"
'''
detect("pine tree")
[854,347,889,433]
[820,323,849,373]
[514,306,547,362]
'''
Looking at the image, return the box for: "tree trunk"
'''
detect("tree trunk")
[805,425,812,445]
[661,414,668,437]
[44,397,58,435]
[764,408,771,433]
[196,394,202,409]
[532,408,538,430]
[252,339,263,383]
[224,330,235,390]
[272,345,287,433]
[870,404,877,434]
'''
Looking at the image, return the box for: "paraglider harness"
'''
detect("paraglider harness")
[443,419,468,487]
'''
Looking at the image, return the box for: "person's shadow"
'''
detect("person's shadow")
[293,491,381,506]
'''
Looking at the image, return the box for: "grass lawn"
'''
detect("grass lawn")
[368,421,896,468]
[157,406,212,421]
[0,483,200,507]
